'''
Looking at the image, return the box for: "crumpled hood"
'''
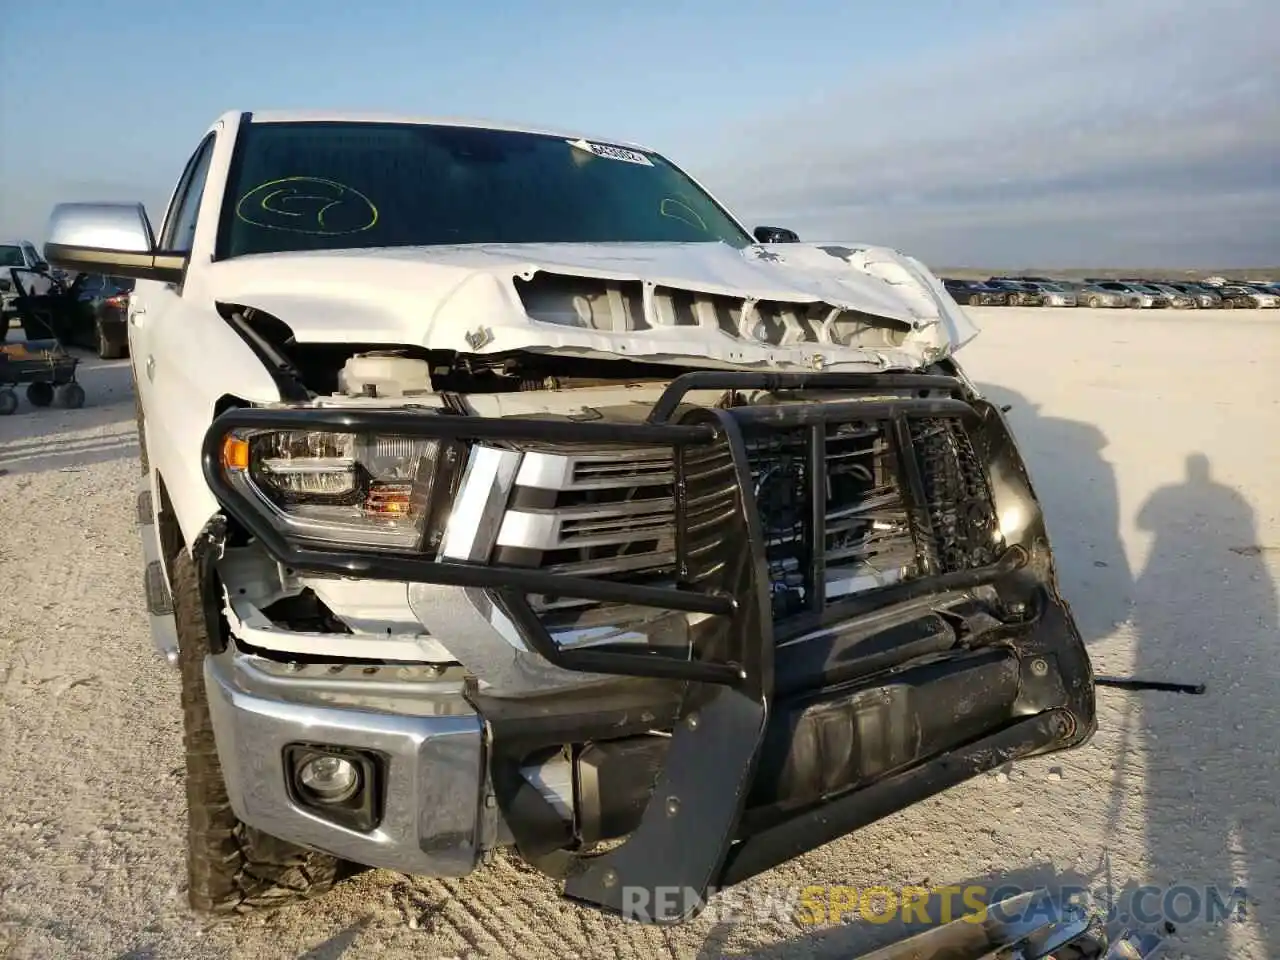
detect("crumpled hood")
[202,240,979,373]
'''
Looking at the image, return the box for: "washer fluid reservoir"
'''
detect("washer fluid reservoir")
[338,351,434,398]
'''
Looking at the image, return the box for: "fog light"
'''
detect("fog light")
[284,743,383,831]
[298,755,360,803]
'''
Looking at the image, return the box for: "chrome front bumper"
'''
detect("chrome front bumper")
[204,650,488,876]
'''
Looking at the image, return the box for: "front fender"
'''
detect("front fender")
[143,301,283,552]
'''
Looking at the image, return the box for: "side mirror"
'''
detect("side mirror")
[43,202,184,284]
[753,225,800,244]
[34,260,50,273]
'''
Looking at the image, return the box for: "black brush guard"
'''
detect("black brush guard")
[201,370,1096,924]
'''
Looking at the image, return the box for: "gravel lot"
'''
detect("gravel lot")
[1,308,1276,959]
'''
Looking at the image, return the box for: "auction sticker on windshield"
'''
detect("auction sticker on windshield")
[567,138,654,165]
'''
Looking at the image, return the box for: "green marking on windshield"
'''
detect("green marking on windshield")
[235,176,379,236]
[659,198,708,232]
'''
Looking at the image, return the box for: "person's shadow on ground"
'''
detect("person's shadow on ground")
[695,394,1276,959]
[1123,453,1277,958]
[957,401,1276,957]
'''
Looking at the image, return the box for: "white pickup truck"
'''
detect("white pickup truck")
[1,238,54,322]
[43,110,1096,923]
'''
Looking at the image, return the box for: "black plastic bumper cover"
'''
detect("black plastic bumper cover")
[200,370,1096,923]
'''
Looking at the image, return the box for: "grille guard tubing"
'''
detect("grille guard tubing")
[198,371,971,687]
[198,371,1088,923]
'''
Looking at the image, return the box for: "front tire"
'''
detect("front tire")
[1086,296,1100,308]
[171,549,346,912]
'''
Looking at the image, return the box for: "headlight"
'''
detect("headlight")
[220,428,463,550]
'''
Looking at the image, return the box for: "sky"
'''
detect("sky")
[1,0,1277,268]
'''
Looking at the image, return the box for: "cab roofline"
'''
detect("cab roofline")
[209,108,652,153]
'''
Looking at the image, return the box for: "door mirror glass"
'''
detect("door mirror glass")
[753,225,800,243]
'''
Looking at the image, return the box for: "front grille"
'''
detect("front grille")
[570,452,673,489]
[499,446,675,573]
[907,418,1000,572]
[493,446,679,638]
[734,421,921,619]
[679,409,1002,629]
[496,401,1002,639]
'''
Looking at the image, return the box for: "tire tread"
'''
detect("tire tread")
[172,549,344,913]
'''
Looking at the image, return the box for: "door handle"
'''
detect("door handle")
[130,303,146,326]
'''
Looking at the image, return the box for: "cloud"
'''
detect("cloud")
[698,0,1280,267]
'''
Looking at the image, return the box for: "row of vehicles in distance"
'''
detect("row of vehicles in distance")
[943,275,1280,309]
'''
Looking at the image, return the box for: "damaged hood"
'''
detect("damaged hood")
[203,240,979,372]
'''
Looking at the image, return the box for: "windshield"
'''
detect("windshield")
[218,122,753,259]
[0,245,25,268]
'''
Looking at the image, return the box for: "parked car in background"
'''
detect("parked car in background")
[1092,281,1169,308]
[1021,281,1077,307]
[1218,284,1278,309]
[1245,281,1280,299]
[942,278,1009,306]
[1213,286,1255,308]
[1128,282,1181,306]
[1145,283,1197,309]
[1,239,54,320]
[1070,283,1127,308]
[1189,283,1226,307]
[66,273,135,357]
[985,279,1045,306]
[1160,282,1223,308]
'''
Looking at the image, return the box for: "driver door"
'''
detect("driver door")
[129,134,216,439]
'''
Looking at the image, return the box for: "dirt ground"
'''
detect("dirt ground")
[1,308,1276,960]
